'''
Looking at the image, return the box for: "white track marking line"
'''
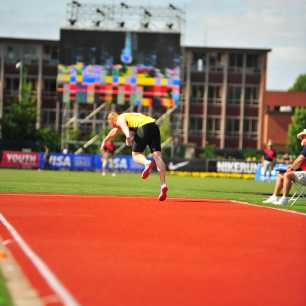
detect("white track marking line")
[0,213,80,306]
[230,200,306,216]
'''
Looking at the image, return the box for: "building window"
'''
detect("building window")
[228,86,241,105]
[23,45,38,64]
[190,84,205,102]
[43,45,59,65]
[247,54,259,68]
[208,85,222,104]
[226,118,240,135]
[6,45,20,63]
[191,53,206,72]
[72,47,84,63]
[209,52,224,72]
[4,77,19,94]
[243,118,257,136]
[88,47,97,65]
[44,79,57,95]
[5,44,39,64]
[190,116,203,134]
[245,86,258,105]
[209,52,223,66]
[229,53,243,68]
[207,117,221,136]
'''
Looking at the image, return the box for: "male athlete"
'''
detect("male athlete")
[100,112,168,201]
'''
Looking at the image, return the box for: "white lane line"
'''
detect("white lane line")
[0,213,80,306]
[231,200,306,216]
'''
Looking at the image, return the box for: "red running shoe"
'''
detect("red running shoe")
[141,160,155,179]
[158,184,168,201]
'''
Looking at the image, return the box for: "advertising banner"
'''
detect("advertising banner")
[46,153,74,170]
[1,151,40,169]
[39,153,144,172]
[94,155,143,172]
[166,159,258,174]
[216,161,258,174]
[255,163,287,181]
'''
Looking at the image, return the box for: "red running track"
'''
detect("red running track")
[0,193,306,306]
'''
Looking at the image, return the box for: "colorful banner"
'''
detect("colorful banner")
[1,151,39,169]
[57,63,180,107]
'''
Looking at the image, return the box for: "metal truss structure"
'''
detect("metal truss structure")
[66,0,185,33]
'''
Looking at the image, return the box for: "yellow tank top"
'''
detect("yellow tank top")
[122,113,155,128]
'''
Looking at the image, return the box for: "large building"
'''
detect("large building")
[181,47,270,149]
[262,90,306,150]
[0,37,59,131]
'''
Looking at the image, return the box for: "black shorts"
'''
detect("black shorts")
[132,122,161,153]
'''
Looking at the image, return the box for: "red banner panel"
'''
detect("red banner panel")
[1,151,39,169]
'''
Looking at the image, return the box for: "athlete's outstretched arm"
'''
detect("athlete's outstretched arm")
[100,128,121,152]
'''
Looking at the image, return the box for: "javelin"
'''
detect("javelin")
[75,134,100,154]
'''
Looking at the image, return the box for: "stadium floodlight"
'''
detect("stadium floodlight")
[65,2,185,32]
[169,3,184,14]
[144,9,152,17]
[72,0,81,7]
[96,8,105,16]
[120,2,129,9]
[69,18,77,26]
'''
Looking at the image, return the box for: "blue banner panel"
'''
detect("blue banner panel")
[39,153,144,172]
[73,154,95,170]
[255,163,287,181]
[48,153,74,170]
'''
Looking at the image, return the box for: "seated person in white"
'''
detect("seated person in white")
[263,129,306,205]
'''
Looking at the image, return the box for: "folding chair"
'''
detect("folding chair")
[289,181,306,207]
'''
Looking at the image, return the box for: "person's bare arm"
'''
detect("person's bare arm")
[116,115,133,145]
[100,128,121,152]
[287,154,305,171]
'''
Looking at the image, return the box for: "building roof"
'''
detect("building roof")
[264,91,306,107]
[0,37,59,45]
[182,45,271,53]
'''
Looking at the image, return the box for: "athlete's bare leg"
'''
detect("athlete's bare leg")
[132,151,149,166]
[152,151,166,186]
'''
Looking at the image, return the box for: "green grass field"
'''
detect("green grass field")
[0,268,13,306]
[0,168,305,213]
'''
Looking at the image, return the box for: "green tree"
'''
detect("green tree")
[287,107,306,155]
[201,143,216,159]
[37,128,61,152]
[289,74,306,91]
[1,72,37,149]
